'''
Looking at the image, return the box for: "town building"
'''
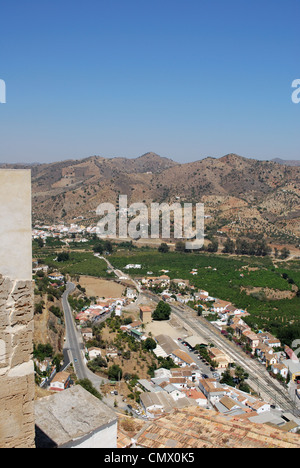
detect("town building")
[208,347,231,369]
[139,305,153,323]
[49,371,71,392]
[170,349,197,367]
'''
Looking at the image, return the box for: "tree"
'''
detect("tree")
[108,364,123,381]
[235,366,249,387]
[57,251,69,262]
[280,247,290,260]
[33,343,54,361]
[152,301,171,321]
[93,243,104,254]
[34,301,45,315]
[103,240,113,253]
[220,369,235,386]
[142,337,157,351]
[207,239,219,253]
[158,242,170,253]
[35,237,44,248]
[77,379,102,400]
[175,241,186,252]
[222,238,235,254]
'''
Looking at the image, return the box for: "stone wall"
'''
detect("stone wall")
[0,275,35,448]
[0,169,35,448]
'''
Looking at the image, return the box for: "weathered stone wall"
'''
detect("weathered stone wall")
[0,169,35,448]
[0,275,35,448]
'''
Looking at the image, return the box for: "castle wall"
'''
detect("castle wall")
[0,170,35,448]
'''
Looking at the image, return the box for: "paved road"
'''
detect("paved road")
[95,254,141,292]
[63,255,300,417]
[62,281,108,390]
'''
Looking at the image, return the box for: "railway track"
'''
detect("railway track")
[144,290,300,416]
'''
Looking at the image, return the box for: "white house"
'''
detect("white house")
[170,349,197,367]
[88,347,102,360]
[49,371,71,392]
[126,288,136,299]
[248,400,270,414]
[48,272,64,282]
[183,388,207,407]
[124,264,141,269]
[154,368,172,380]
[271,363,288,380]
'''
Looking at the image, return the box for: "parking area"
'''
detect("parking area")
[176,339,221,380]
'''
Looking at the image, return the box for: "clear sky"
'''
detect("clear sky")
[0,0,299,164]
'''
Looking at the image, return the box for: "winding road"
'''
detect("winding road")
[61,255,300,417]
[62,282,108,390]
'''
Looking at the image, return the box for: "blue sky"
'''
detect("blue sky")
[0,0,299,164]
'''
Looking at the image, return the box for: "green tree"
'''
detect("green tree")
[93,242,104,254]
[152,301,171,321]
[158,242,170,253]
[222,238,235,254]
[280,247,290,259]
[57,251,69,262]
[175,241,186,252]
[142,337,157,351]
[207,239,219,253]
[77,379,102,400]
[108,364,123,381]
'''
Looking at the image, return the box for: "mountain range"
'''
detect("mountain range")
[1,152,300,244]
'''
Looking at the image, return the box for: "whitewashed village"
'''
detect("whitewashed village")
[32,224,300,442]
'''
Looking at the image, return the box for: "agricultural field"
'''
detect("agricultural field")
[110,250,300,345]
[35,248,111,279]
[33,237,300,346]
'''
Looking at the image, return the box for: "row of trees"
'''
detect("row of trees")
[224,238,272,257]
[223,237,290,258]
[159,237,290,259]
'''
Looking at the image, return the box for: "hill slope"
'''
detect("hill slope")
[2,152,300,243]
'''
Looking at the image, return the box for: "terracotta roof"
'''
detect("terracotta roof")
[171,349,196,365]
[135,407,300,449]
[183,389,207,400]
[140,306,153,313]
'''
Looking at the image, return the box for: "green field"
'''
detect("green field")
[110,250,300,345]
[33,238,300,345]
[43,251,111,278]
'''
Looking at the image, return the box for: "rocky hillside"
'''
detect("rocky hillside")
[2,152,300,243]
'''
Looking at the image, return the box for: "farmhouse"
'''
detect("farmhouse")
[212,299,232,314]
[49,371,71,392]
[88,347,102,360]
